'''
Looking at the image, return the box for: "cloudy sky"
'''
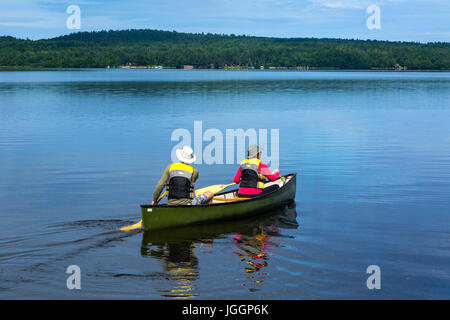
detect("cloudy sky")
[0,0,448,42]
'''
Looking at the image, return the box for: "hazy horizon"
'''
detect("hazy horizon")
[0,0,448,43]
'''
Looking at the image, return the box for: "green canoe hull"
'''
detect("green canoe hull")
[140,173,297,231]
[141,203,298,245]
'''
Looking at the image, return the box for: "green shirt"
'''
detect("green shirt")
[152,163,199,205]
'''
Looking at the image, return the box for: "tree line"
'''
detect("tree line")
[0,29,448,69]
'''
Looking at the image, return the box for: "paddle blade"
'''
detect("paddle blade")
[120,220,142,232]
[195,183,235,196]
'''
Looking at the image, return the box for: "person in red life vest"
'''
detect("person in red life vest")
[234,145,280,198]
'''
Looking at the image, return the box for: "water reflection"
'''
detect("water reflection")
[140,203,298,298]
[233,203,298,291]
[233,226,279,288]
[141,243,198,298]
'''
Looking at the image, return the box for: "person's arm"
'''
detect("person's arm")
[192,168,199,184]
[152,165,171,203]
[233,166,242,184]
[259,162,280,181]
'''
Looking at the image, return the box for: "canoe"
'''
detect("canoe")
[141,202,298,245]
[140,173,297,231]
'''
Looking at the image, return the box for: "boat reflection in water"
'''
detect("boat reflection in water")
[140,202,298,298]
[140,242,199,298]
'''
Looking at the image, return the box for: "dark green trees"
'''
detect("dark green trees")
[0,29,448,69]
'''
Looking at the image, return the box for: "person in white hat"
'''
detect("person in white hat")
[152,146,213,206]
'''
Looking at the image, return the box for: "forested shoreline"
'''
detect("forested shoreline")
[0,29,449,69]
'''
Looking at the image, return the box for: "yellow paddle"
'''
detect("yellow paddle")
[119,220,143,232]
[119,191,166,231]
[195,183,236,196]
[119,182,236,232]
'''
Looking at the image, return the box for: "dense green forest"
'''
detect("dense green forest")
[0,29,449,69]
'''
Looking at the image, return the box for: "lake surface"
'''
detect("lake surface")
[0,69,449,299]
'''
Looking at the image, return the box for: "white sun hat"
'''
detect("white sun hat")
[176,146,197,164]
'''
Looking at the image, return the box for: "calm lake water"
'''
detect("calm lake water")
[0,69,449,299]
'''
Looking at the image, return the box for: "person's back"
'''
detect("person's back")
[152,146,213,206]
[152,146,198,205]
[234,145,280,198]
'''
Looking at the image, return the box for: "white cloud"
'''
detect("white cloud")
[310,0,369,9]
[0,0,64,28]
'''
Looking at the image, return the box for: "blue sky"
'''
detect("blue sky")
[0,0,448,42]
